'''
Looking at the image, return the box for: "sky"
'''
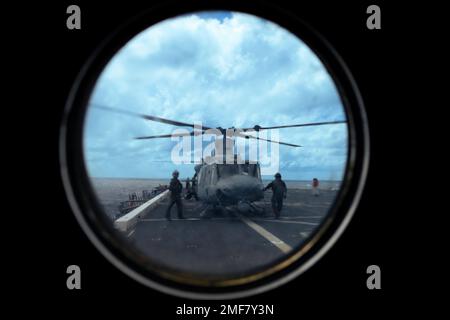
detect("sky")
[83,11,348,181]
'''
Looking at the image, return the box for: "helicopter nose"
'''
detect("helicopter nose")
[217,175,264,202]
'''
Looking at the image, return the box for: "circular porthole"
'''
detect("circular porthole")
[60,2,368,299]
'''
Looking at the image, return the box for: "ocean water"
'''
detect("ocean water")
[91,178,168,219]
[264,180,341,190]
[91,178,341,218]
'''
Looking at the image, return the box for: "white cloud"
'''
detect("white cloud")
[84,12,348,180]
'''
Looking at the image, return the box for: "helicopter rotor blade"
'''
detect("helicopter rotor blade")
[134,131,205,140]
[144,160,201,164]
[91,104,213,130]
[241,120,347,132]
[235,132,301,147]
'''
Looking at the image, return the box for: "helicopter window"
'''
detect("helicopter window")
[248,164,257,177]
[217,164,240,177]
[237,164,257,177]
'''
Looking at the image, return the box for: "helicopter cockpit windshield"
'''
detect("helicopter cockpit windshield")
[217,164,240,178]
[217,163,258,178]
[239,164,258,177]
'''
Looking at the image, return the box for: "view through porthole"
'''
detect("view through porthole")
[61,9,366,297]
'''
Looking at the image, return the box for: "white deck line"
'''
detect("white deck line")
[114,190,169,232]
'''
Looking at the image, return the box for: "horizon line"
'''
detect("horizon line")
[90,176,343,182]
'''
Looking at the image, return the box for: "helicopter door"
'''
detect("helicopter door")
[210,164,218,185]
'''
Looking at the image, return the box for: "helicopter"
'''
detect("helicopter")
[93,104,346,212]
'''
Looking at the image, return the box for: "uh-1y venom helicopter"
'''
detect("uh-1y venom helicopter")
[93,104,346,213]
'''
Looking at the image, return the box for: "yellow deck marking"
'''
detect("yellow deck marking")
[236,214,293,254]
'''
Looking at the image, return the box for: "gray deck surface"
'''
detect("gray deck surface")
[126,189,337,277]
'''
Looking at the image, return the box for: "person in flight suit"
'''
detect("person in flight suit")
[263,172,287,219]
[165,170,185,221]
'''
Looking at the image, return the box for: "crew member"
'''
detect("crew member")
[263,172,287,219]
[312,178,320,197]
[166,170,185,220]
[185,178,191,191]
[185,174,199,201]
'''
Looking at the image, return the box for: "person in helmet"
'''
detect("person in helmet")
[165,170,185,221]
[263,172,287,219]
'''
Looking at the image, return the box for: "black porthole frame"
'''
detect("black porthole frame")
[60,0,369,300]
